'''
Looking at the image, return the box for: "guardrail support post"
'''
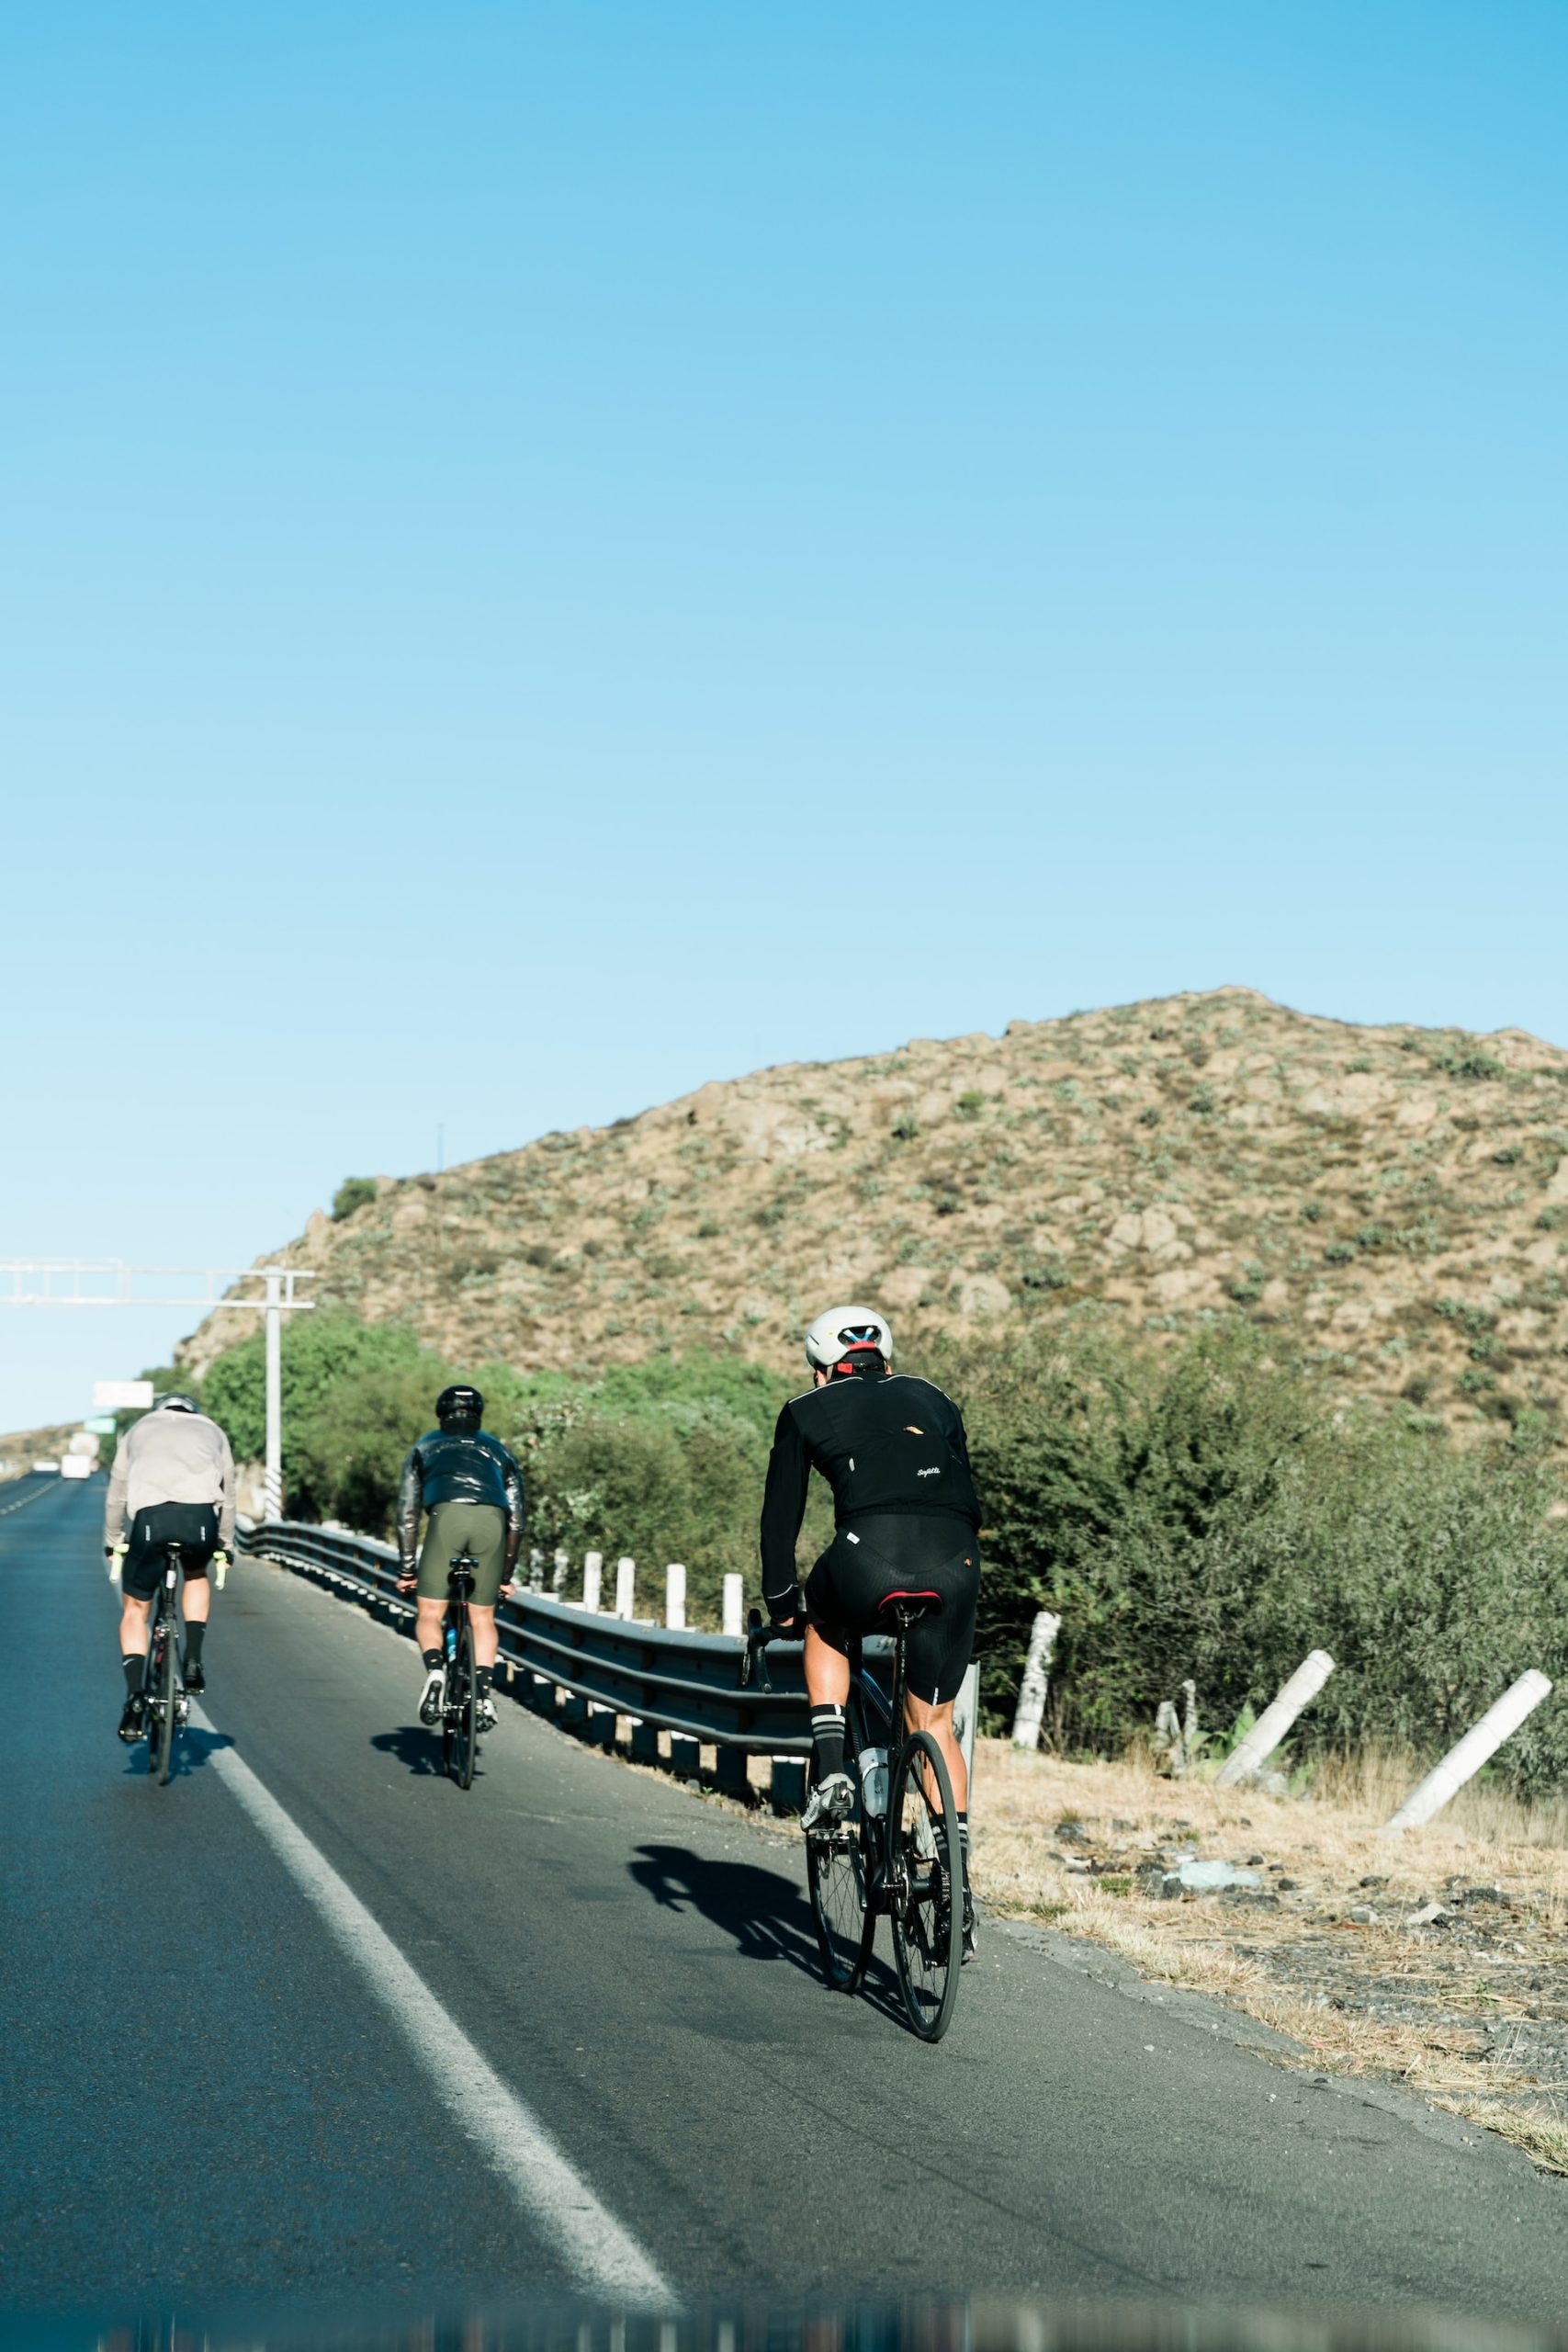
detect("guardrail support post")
[771,1758,807,1815]
[1010,1611,1060,1749]
[582,1552,603,1612]
[670,1736,701,1779]
[715,1746,750,1801]
[665,1563,686,1631]
[615,1556,636,1619]
[1215,1648,1336,1788]
[586,1705,617,1748]
[1384,1671,1553,1830]
[722,1575,743,1639]
[630,1720,660,1765]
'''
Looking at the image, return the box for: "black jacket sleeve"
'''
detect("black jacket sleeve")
[500,1444,526,1562]
[758,1402,811,1611]
[396,1443,423,1566]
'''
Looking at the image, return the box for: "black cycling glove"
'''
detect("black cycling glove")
[769,1582,806,1629]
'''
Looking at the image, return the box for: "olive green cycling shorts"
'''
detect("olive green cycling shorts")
[416,1500,508,1605]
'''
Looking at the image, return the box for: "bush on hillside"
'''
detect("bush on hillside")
[332,1177,378,1221]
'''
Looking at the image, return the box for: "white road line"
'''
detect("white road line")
[194,1711,674,2308]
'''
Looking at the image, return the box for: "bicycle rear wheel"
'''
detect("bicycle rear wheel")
[806,1781,874,1993]
[446,1622,478,1790]
[155,1613,178,1787]
[143,1634,164,1777]
[889,1730,962,2042]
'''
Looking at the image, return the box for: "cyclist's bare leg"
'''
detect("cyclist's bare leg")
[905,1690,967,1815]
[414,1598,447,1656]
[468,1602,498,1669]
[118,1593,151,1659]
[803,1623,850,1709]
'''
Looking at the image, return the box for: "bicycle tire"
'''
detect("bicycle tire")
[143,1629,163,1776]
[155,1610,178,1787]
[806,1780,874,1993]
[448,1622,478,1790]
[888,1730,963,2043]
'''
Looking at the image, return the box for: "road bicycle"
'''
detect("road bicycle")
[439,1547,481,1790]
[743,1596,964,2043]
[142,1541,190,1788]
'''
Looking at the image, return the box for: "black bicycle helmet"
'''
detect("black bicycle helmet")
[435,1384,484,1428]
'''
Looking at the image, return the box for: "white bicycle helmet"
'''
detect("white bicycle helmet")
[152,1393,201,1414]
[804,1304,894,1372]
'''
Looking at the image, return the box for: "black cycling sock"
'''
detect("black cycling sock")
[810,1704,846,1781]
[957,1811,972,1874]
[121,1654,145,1697]
[475,1665,492,1693]
[422,1648,444,1672]
[185,1622,206,1666]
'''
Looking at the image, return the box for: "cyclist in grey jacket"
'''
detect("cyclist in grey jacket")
[104,1394,237,1738]
[395,1385,525,1732]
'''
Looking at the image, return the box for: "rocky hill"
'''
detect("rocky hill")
[179,988,1568,1438]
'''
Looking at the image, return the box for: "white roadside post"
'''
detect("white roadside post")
[1384,1671,1553,1831]
[721,1574,744,1640]
[582,1552,604,1612]
[953,1661,980,1787]
[1215,1649,1336,1789]
[615,1556,636,1619]
[264,1269,283,1519]
[665,1564,687,1631]
[1010,1611,1060,1749]
[551,1550,570,1593]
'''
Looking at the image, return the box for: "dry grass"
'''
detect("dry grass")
[970,1736,1568,2171]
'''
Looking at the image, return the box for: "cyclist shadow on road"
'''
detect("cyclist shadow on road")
[122,1727,234,1780]
[369,1725,451,1778]
[626,1840,903,2016]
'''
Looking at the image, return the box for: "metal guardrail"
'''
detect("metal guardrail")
[236,1517,846,1756]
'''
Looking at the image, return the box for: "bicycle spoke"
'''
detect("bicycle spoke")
[889,1732,963,2042]
[807,1804,873,1992]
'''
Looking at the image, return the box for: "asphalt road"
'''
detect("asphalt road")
[6,1476,1568,2334]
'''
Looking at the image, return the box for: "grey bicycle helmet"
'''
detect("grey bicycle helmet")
[152,1393,201,1415]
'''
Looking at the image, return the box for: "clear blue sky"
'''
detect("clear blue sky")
[4,3,1565,1432]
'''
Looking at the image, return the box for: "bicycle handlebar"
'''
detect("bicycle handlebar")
[740,1605,804,1692]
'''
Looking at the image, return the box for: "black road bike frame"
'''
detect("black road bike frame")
[142,1541,189,1788]
[743,1606,964,2043]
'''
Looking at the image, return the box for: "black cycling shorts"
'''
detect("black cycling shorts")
[803,1511,980,1704]
[122,1502,217,1601]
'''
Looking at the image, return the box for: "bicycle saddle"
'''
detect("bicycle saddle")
[877,1588,944,1621]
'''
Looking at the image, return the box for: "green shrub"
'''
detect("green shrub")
[332,1176,378,1221]
[954,1091,985,1119]
[203,1310,452,1531]
[1323,1240,1358,1265]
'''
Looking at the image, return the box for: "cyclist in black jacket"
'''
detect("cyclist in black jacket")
[396,1385,525,1732]
[760,1305,981,1951]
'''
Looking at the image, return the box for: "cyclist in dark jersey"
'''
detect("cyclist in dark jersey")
[396,1385,525,1732]
[759,1305,981,1951]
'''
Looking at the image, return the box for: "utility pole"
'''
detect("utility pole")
[0,1261,316,1518]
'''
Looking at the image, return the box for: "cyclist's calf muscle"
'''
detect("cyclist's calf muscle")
[803,1624,968,1814]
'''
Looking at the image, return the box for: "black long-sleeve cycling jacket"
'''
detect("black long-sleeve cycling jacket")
[757,1363,980,1612]
[396,1427,527,1566]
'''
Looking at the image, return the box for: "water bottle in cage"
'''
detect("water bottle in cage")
[857,1746,889,1817]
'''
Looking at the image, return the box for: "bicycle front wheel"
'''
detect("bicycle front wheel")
[446,1623,478,1790]
[155,1619,178,1787]
[889,1731,962,2042]
[806,1785,874,1993]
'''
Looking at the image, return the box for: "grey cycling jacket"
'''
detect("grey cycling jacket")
[104,1411,238,1553]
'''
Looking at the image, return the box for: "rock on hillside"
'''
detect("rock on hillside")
[178,988,1568,1437]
